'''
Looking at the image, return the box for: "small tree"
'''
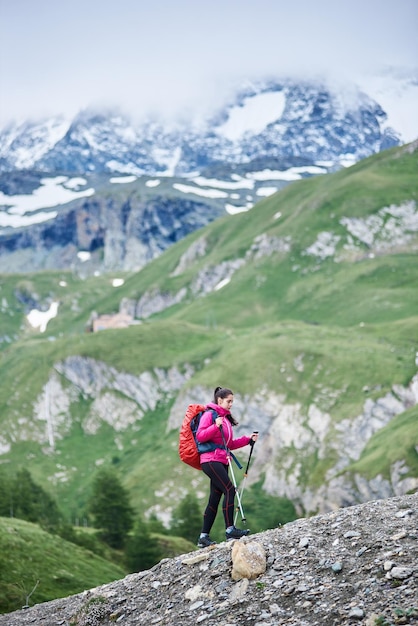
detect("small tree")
[0,470,12,517]
[10,468,63,531]
[147,512,168,535]
[89,468,134,549]
[170,492,201,542]
[125,516,163,572]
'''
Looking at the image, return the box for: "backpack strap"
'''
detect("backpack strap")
[212,408,243,470]
[197,408,243,469]
[218,422,243,469]
[195,408,224,455]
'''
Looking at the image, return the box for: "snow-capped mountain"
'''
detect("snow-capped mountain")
[0,75,417,275]
[0,78,409,177]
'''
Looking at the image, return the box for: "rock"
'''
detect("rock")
[182,554,211,566]
[344,531,361,538]
[395,508,413,518]
[389,566,413,579]
[228,578,249,602]
[231,540,267,581]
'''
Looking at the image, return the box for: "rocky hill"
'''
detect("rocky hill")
[1,493,416,626]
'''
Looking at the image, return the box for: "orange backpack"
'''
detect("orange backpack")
[178,404,219,470]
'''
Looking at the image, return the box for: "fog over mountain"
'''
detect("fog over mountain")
[1,0,417,126]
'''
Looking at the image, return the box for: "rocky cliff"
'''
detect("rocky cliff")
[4,353,415,517]
[0,187,224,273]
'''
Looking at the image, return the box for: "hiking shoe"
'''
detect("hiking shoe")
[197,535,217,548]
[225,526,250,540]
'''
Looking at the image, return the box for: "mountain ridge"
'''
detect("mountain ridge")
[0,78,402,176]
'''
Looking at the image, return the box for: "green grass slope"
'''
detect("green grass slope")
[0,517,126,614]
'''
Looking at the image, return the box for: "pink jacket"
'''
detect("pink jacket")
[196,402,251,465]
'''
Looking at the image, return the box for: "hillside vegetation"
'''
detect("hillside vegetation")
[0,142,417,544]
[0,517,126,614]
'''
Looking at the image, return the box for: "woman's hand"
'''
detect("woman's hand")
[215,416,223,428]
[250,432,259,442]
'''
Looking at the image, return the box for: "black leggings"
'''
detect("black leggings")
[201,461,236,533]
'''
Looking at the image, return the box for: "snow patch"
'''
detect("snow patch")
[112,278,125,287]
[0,210,57,229]
[248,165,327,182]
[214,277,231,291]
[77,251,91,262]
[145,179,161,187]
[248,169,300,182]
[173,183,228,199]
[27,301,59,333]
[217,90,286,141]
[256,187,278,197]
[0,176,95,229]
[190,175,254,190]
[63,177,88,190]
[338,154,357,168]
[225,203,253,214]
[106,160,145,175]
[356,72,418,143]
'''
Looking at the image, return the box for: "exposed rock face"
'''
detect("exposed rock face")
[229,376,418,515]
[2,351,416,517]
[171,236,208,276]
[0,192,223,274]
[53,356,194,409]
[1,493,416,626]
[122,232,293,320]
[133,288,188,320]
[0,358,195,451]
[167,375,418,515]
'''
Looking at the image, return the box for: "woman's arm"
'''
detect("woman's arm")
[229,432,258,450]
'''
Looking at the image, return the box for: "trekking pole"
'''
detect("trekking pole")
[228,448,247,523]
[234,432,257,526]
[219,425,247,524]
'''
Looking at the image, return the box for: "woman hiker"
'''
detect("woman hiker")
[196,386,259,548]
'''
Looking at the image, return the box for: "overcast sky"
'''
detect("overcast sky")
[0,0,417,125]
